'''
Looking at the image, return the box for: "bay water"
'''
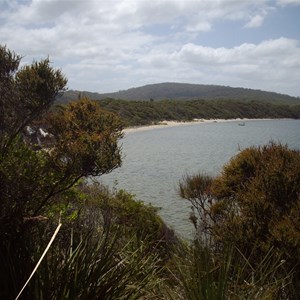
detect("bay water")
[99,119,300,238]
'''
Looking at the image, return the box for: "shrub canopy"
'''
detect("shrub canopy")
[180,142,300,285]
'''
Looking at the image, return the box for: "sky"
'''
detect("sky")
[1,0,300,96]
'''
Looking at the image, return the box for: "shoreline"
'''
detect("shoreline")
[123,118,275,134]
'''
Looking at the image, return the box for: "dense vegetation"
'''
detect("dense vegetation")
[60,83,300,128]
[179,142,300,298]
[61,82,300,105]
[97,98,300,127]
[1,45,300,299]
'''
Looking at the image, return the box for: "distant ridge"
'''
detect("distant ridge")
[60,82,300,105]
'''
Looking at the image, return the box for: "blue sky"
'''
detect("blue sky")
[1,0,300,96]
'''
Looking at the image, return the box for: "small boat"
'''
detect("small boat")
[238,122,245,126]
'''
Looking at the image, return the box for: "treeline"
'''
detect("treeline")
[97,98,300,127]
[60,82,300,105]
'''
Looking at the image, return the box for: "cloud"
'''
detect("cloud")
[1,0,273,33]
[137,38,300,95]
[171,38,300,66]
[0,0,274,63]
[244,15,264,28]
[277,0,300,6]
[0,0,299,96]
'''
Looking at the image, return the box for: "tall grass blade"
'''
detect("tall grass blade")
[15,220,62,300]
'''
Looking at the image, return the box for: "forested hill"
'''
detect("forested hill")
[95,99,300,127]
[60,82,300,105]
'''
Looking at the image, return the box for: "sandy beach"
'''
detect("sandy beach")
[123,118,272,134]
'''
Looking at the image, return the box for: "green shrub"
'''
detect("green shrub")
[171,240,291,300]
[179,142,300,298]
[80,182,178,261]
[1,182,175,299]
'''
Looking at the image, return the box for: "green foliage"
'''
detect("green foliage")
[179,142,300,297]
[0,98,123,227]
[0,45,70,232]
[46,98,123,178]
[0,46,21,135]
[80,182,178,261]
[84,98,300,127]
[211,143,300,254]
[15,59,67,114]
[0,182,169,299]
[179,174,214,238]
[172,241,291,300]
[0,46,131,299]
[0,169,175,299]
[0,46,67,153]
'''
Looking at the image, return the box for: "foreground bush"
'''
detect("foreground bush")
[1,45,154,299]
[171,240,292,300]
[179,142,300,298]
[1,182,178,299]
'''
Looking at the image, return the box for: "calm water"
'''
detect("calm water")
[99,119,300,237]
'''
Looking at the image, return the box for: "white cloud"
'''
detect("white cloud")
[137,38,300,95]
[0,0,273,62]
[244,15,264,28]
[172,38,300,66]
[1,0,272,33]
[0,0,299,96]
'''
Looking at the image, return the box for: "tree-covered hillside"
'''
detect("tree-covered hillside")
[97,98,300,127]
[60,82,300,105]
